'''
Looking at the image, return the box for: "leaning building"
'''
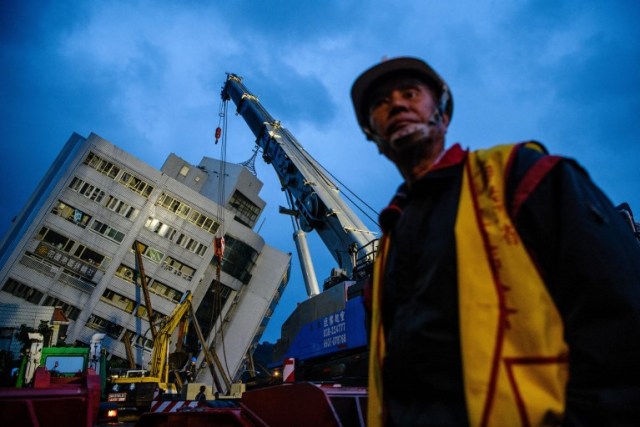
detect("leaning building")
[0,132,290,386]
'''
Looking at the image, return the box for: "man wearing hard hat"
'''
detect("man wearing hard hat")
[352,57,640,426]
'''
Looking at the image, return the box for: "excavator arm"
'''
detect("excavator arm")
[146,292,231,392]
[147,293,193,384]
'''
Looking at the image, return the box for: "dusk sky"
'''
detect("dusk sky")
[2,1,639,343]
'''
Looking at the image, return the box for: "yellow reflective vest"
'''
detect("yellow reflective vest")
[368,143,569,427]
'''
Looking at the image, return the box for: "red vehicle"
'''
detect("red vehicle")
[0,364,102,427]
[136,382,366,427]
[0,332,117,426]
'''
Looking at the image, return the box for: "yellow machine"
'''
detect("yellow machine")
[107,291,229,413]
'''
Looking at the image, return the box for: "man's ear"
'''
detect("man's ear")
[441,113,451,133]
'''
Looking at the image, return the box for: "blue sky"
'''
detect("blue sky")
[1,1,639,343]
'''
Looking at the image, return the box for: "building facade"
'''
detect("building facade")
[0,132,290,385]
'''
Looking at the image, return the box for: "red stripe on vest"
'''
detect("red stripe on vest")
[511,156,562,218]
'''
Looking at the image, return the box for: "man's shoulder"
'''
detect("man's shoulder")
[465,141,551,184]
[513,141,548,170]
[474,141,547,160]
[508,141,589,181]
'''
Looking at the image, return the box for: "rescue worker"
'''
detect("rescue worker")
[187,359,197,383]
[351,57,640,426]
[195,385,207,405]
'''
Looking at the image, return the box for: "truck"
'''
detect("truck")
[0,332,117,426]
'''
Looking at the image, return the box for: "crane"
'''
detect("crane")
[222,74,376,295]
[128,72,377,427]
[221,74,378,384]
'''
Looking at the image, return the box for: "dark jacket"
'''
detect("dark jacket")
[379,143,640,426]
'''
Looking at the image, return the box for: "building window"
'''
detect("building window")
[115,264,136,284]
[187,210,220,234]
[228,190,261,227]
[134,334,154,350]
[118,172,154,198]
[175,234,208,256]
[161,257,195,282]
[144,218,178,240]
[57,268,96,292]
[42,296,81,321]
[51,200,91,228]
[84,152,121,179]
[73,245,110,270]
[90,220,125,243]
[148,279,184,303]
[179,165,189,176]
[124,329,154,350]
[84,151,153,197]
[36,227,75,252]
[221,235,258,284]
[157,193,191,218]
[86,314,123,339]
[157,193,220,234]
[133,242,164,264]
[33,243,98,281]
[101,289,136,314]
[105,196,139,220]
[69,177,106,203]
[134,305,167,325]
[2,278,44,304]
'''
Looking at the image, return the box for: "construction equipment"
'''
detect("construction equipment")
[135,72,375,426]
[0,332,116,426]
[106,291,230,415]
[221,73,377,384]
[106,242,229,416]
[133,241,158,342]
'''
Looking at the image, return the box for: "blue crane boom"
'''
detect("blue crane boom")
[221,74,374,277]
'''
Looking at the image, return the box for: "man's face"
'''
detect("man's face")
[366,76,445,148]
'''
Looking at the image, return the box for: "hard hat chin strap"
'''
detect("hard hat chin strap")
[430,85,450,126]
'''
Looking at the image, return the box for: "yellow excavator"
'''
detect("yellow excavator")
[106,243,229,416]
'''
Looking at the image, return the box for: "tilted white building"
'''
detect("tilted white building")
[0,132,290,386]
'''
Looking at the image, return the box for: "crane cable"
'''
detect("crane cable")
[305,152,380,228]
[207,102,225,348]
[278,127,379,228]
[285,189,299,232]
[211,95,233,383]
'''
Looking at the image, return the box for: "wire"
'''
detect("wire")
[305,155,380,228]
[285,189,300,232]
[277,127,380,228]
[207,92,235,386]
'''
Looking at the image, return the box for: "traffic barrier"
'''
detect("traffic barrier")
[283,358,295,383]
[149,400,199,413]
